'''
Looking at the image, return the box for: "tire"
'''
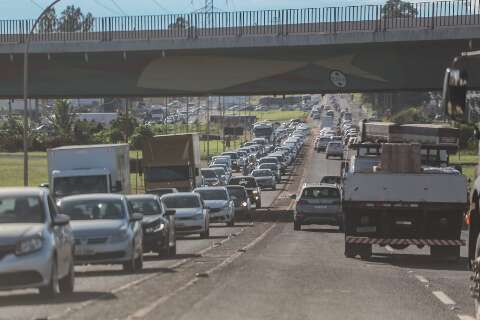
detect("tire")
[123,243,142,273]
[326,155,329,159]
[359,244,372,260]
[58,262,75,294]
[344,242,356,258]
[39,259,59,298]
[135,253,143,270]
[168,244,176,257]
[256,200,261,209]
[272,185,277,191]
[200,226,210,239]
[431,246,460,261]
[294,221,301,231]
[227,216,235,227]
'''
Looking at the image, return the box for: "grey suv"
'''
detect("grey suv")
[293,183,343,231]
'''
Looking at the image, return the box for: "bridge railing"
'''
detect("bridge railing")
[0,0,478,43]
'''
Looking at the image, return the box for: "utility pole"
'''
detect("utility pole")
[125,98,129,143]
[186,96,189,132]
[206,96,210,158]
[164,96,168,135]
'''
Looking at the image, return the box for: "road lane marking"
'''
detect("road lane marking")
[414,275,429,284]
[432,291,456,305]
[47,228,245,320]
[127,223,277,320]
[458,315,476,320]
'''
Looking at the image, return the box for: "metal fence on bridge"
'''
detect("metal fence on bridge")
[0,0,479,43]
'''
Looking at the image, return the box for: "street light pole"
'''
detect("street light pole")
[23,0,62,186]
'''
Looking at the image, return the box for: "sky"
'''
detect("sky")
[0,0,444,19]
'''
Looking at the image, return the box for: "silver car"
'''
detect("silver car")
[161,193,209,238]
[194,187,235,226]
[0,188,75,297]
[252,169,277,190]
[57,194,144,273]
[201,168,222,187]
[326,141,344,159]
[293,183,343,231]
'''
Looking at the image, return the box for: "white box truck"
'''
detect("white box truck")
[47,144,130,198]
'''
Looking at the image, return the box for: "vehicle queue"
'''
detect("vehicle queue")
[0,119,310,297]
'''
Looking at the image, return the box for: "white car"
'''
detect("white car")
[194,187,235,226]
[0,188,75,297]
[161,193,209,238]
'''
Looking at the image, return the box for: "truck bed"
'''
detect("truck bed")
[343,172,467,204]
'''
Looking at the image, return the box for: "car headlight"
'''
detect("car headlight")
[146,223,165,233]
[241,201,248,207]
[16,234,43,256]
[253,190,258,194]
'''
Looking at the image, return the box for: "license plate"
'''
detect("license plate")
[75,246,95,256]
[356,226,376,233]
[315,205,327,209]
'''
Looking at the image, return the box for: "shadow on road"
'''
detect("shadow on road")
[207,235,229,240]
[76,266,176,277]
[365,254,469,271]
[301,227,341,234]
[0,291,117,306]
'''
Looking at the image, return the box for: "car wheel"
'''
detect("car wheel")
[294,221,301,231]
[135,253,143,270]
[272,185,276,191]
[39,259,59,298]
[59,261,75,294]
[326,155,329,159]
[123,243,141,273]
[256,200,261,209]
[344,243,356,258]
[227,216,235,227]
[168,244,177,257]
[200,225,210,239]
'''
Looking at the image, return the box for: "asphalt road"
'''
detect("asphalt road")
[0,105,475,320]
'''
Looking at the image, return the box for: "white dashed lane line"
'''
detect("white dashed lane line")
[457,314,476,320]
[415,275,429,284]
[432,290,456,305]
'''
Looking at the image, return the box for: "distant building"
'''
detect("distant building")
[75,113,118,127]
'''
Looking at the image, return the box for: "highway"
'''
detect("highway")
[0,113,475,320]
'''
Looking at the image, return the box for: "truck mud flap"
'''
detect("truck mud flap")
[345,236,465,246]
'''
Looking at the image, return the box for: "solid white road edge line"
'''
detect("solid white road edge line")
[46,228,244,320]
[457,315,476,320]
[126,223,277,320]
[432,291,456,306]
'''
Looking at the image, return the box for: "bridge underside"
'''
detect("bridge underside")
[0,39,477,98]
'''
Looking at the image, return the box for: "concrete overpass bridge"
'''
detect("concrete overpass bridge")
[1,0,480,98]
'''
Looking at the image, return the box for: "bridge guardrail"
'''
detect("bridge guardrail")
[0,0,478,43]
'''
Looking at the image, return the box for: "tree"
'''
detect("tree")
[39,7,57,33]
[57,5,94,32]
[47,99,75,144]
[168,17,190,30]
[110,113,138,143]
[383,0,418,18]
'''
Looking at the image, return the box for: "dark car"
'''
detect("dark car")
[127,194,176,257]
[320,176,342,185]
[229,176,262,208]
[226,185,252,218]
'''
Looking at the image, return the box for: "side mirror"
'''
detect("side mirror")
[289,194,297,200]
[130,212,143,221]
[165,209,176,216]
[443,67,468,123]
[53,214,70,226]
[39,183,49,189]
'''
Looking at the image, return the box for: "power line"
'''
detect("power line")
[29,0,43,10]
[93,0,123,15]
[151,0,170,13]
[108,0,128,15]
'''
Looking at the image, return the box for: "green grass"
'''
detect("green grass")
[450,153,478,165]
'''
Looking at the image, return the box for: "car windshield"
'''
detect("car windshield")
[195,189,228,201]
[127,198,163,216]
[212,168,226,176]
[227,187,247,200]
[59,198,125,220]
[163,195,200,209]
[321,176,341,184]
[301,187,340,199]
[229,177,257,188]
[213,158,228,164]
[53,175,108,198]
[252,170,271,177]
[259,164,277,171]
[0,195,45,223]
[201,170,217,178]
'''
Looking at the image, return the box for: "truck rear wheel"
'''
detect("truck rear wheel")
[344,242,356,258]
[359,244,372,260]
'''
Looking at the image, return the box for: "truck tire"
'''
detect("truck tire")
[430,246,460,260]
[359,244,372,260]
[344,242,356,258]
[294,221,301,231]
[256,200,261,209]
